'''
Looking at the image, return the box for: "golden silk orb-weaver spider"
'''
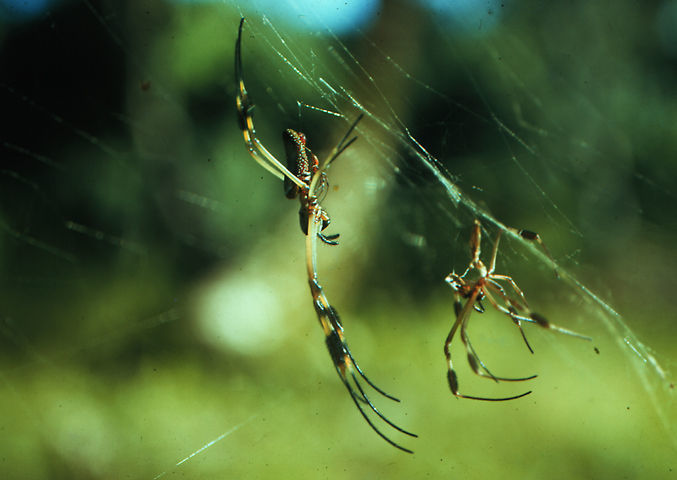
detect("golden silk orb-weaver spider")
[235,18,350,246]
[444,219,590,401]
[235,18,416,453]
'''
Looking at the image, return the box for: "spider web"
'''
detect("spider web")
[1,1,675,478]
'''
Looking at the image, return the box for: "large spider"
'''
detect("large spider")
[235,18,415,453]
[235,19,350,246]
[444,219,590,401]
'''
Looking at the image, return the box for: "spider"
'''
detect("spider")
[235,18,416,453]
[444,219,590,401]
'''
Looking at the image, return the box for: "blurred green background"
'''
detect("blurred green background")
[0,0,675,478]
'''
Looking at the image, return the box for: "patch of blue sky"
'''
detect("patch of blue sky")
[171,0,380,35]
[418,0,504,34]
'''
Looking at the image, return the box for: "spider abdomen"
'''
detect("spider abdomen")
[283,129,311,198]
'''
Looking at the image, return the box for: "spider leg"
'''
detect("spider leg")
[484,284,536,354]
[311,280,404,402]
[507,226,559,277]
[318,232,340,245]
[308,114,364,198]
[316,209,340,245]
[459,289,537,383]
[484,279,535,353]
[469,220,483,266]
[306,211,415,452]
[324,114,363,168]
[528,312,592,341]
[489,274,528,306]
[486,223,503,274]
[235,18,306,188]
[460,317,537,383]
[445,289,532,401]
[299,205,340,245]
[488,221,558,277]
[340,371,416,454]
[324,324,417,436]
[511,309,535,353]
[312,302,399,405]
[309,280,416,453]
[320,296,400,402]
[473,298,485,313]
[348,370,415,436]
[345,347,400,402]
[485,282,591,347]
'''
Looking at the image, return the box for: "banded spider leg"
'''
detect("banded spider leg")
[302,118,417,454]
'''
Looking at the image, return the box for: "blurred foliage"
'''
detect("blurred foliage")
[0,0,675,478]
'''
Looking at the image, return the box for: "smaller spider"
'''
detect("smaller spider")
[444,219,590,401]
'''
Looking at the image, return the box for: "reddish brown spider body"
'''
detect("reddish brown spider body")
[235,18,414,453]
[444,220,590,402]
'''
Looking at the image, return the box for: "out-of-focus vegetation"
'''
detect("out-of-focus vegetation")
[0,1,675,478]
